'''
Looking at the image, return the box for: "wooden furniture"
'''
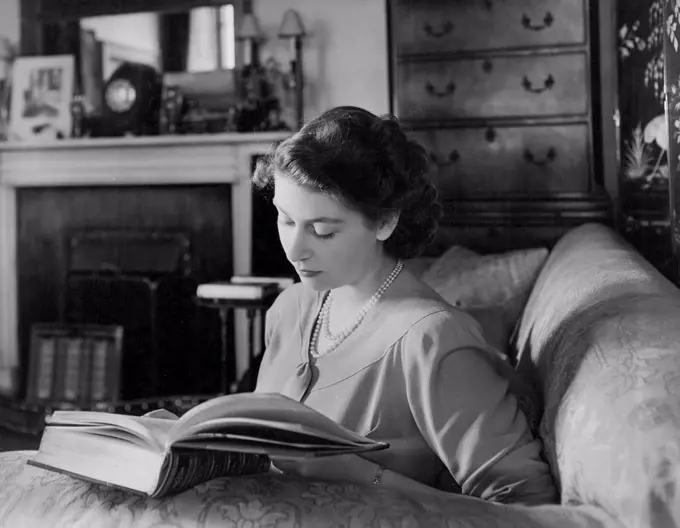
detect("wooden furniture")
[193,294,277,394]
[663,3,680,283]
[388,0,618,251]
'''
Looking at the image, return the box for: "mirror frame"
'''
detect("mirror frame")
[20,0,249,57]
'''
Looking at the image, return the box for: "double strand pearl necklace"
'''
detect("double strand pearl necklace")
[309,260,403,359]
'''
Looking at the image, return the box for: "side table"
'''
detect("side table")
[193,294,277,394]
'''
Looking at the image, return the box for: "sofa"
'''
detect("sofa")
[0,222,678,528]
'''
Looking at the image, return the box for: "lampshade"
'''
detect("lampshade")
[278,9,305,39]
[0,38,13,82]
[0,38,12,60]
[236,13,264,41]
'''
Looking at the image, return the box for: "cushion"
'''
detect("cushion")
[421,245,549,354]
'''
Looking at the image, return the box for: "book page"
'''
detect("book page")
[172,439,361,458]
[30,427,165,495]
[48,411,174,451]
[48,425,154,449]
[174,417,376,447]
[172,393,385,448]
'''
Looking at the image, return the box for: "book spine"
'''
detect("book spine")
[151,449,270,498]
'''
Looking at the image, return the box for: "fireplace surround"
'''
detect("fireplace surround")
[0,131,290,399]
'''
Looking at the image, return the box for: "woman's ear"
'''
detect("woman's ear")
[376,211,400,242]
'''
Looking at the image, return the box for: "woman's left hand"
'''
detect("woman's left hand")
[271,453,377,485]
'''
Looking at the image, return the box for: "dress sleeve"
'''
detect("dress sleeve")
[264,299,279,350]
[401,310,558,505]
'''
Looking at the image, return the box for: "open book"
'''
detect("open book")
[28,392,388,498]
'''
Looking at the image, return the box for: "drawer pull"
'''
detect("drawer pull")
[484,128,496,143]
[524,147,557,167]
[429,150,460,167]
[425,81,456,98]
[423,20,454,38]
[482,59,493,73]
[522,74,555,94]
[521,12,554,31]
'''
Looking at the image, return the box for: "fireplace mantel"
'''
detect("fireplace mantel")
[0,132,290,395]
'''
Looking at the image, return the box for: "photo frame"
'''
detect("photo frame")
[26,323,123,407]
[9,55,75,141]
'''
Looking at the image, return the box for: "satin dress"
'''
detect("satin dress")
[255,270,557,505]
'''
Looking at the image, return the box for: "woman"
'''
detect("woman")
[253,106,557,505]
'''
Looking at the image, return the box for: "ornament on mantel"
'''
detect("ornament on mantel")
[0,37,17,141]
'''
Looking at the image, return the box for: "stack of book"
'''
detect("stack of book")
[196,276,294,301]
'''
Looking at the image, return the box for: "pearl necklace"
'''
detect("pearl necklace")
[309,260,403,359]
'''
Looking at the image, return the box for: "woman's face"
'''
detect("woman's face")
[273,171,387,291]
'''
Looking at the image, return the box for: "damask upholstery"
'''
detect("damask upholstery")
[0,451,620,528]
[514,223,680,528]
[0,222,676,528]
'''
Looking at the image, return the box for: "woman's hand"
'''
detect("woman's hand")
[271,453,378,485]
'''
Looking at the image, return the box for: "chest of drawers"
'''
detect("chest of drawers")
[388,0,616,251]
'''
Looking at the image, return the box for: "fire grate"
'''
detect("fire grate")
[65,230,200,400]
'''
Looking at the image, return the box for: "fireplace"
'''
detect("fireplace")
[0,132,290,400]
[65,229,198,400]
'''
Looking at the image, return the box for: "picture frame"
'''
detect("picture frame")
[8,55,75,141]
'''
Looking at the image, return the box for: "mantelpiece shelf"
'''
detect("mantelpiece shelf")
[0,132,288,187]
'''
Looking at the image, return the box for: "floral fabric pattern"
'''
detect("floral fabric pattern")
[0,451,619,528]
[1,222,676,528]
[515,223,680,528]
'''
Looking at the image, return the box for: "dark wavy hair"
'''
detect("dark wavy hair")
[252,106,442,259]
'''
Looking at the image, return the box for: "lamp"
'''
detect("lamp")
[0,37,12,82]
[236,13,264,66]
[278,9,305,129]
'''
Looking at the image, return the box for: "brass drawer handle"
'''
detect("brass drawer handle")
[429,150,460,167]
[423,20,453,38]
[521,12,554,31]
[425,81,456,98]
[522,74,555,94]
[524,147,557,167]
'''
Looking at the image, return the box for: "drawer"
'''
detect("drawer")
[391,0,587,55]
[397,53,588,120]
[410,124,591,198]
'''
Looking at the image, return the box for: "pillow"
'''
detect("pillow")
[421,245,549,353]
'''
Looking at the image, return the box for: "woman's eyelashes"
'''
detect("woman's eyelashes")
[277,217,337,239]
[315,230,336,240]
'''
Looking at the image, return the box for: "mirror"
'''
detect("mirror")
[80,6,237,83]
[20,0,301,135]
[73,5,250,132]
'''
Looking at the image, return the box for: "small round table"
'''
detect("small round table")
[193,293,278,394]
